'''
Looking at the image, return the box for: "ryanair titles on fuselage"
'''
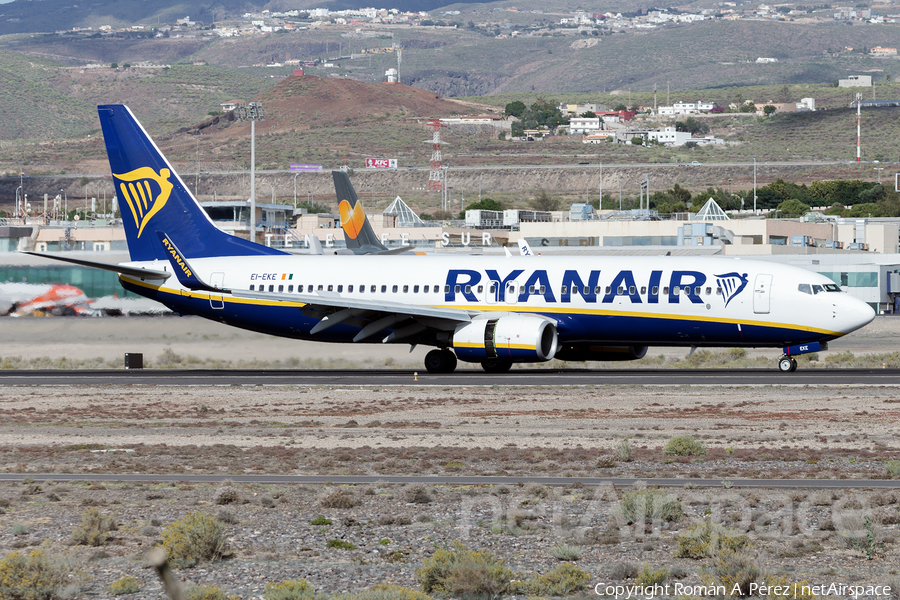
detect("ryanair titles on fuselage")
[444,269,750,306]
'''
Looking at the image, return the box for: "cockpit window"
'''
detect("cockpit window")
[798,284,811,295]
[824,284,841,292]
[812,284,824,294]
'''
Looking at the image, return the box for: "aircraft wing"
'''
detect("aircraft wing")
[231,288,473,342]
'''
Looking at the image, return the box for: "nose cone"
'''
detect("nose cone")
[839,295,875,335]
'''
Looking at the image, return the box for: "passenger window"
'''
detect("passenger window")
[328,285,334,292]
[663,286,669,295]
[520,286,526,294]
[595,285,602,294]
[489,284,496,293]
[249,284,255,291]
[476,285,482,293]
[348,285,353,293]
[269,285,274,292]
[359,285,364,293]
[381,285,387,293]
[423,285,429,293]
[278,285,284,292]
[529,285,535,294]
[705,287,711,295]
[455,285,461,293]
[561,285,568,294]
[673,286,680,295]
[540,285,546,294]
[289,285,294,292]
[716,287,722,295]
[605,286,611,294]
[337,285,343,293]
[370,285,376,292]
[392,285,398,293]
[464,285,471,294]
[652,286,658,295]
[617,286,625,295]
[403,285,409,293]
[812,284,824,294]
[798,284,811,294]
[317,285,323,291]
[640,286,647,294]
[444,285,450,293]
[629,286,636,295]
[414,285,420,293]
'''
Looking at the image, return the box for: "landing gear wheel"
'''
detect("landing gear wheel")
[778,356,794,373]
[481,359,513,373]
[424,349,458,374]
[789,357,798,372]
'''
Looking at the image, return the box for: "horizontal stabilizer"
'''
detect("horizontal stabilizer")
[21,251,171,281]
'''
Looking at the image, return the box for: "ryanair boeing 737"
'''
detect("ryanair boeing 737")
[28,105,875,373]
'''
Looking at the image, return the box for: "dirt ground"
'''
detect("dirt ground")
[0,315,899,599]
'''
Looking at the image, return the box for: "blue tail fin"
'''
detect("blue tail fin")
[98,104,285,261]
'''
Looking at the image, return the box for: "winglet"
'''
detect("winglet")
[156,231,223,292]
[518,238,534,256]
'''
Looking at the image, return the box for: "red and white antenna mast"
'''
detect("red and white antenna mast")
[856,92,861,163]
[426,118,447,193]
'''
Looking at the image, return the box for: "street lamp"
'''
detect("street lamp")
[875,167,884,184]
[234,102,264,243]
[293,173,300,209]
[15,186,22,218]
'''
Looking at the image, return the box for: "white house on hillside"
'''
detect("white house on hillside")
[569,117,601,135]
[657,100,716,115]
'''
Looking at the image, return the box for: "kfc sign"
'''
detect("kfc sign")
[366,158,398,169]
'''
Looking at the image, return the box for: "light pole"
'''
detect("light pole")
[235,102,264,243]
[15,186,22,218]
[61,189,67,221]
[293,173,300,209]
[875,167,884,184]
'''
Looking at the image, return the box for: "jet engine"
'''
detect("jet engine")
[554,345,649,362]
[452,316,558,363]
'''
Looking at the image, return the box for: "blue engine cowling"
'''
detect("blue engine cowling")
[453,316,558,363]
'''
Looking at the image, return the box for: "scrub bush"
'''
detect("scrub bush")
[417,542,513,597]
[664,435,707,456]
[615,488,684,524]
[0,545,83,600]
[161,512,230,567]
[108,575,141,595]
[264,579,317,600]
[526,563,590,595]
[71,508,117,546]
[636,565,669,587]
[675,519,750,559]
[319,487,360,509]
[184,585,239,600]
[326,539,356,550]
[701,550,761,596]
[549,543,581,561]
[337,584,433,600]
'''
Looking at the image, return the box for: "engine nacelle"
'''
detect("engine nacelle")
[453,316,558,363]
[554,345,649,362]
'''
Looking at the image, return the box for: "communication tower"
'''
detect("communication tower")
[426,118,447,193]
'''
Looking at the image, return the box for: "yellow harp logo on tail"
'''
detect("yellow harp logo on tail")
[114,167,174,238]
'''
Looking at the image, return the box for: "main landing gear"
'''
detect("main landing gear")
[424,349,457,374]
[778,356,798,373]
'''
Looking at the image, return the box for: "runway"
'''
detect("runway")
[0,473,897,489]
[1,368,900,386]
